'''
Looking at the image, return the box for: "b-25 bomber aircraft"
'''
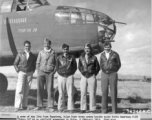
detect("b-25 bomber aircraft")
[0,0,126,93]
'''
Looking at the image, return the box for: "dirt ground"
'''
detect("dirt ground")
[0,75,151,114]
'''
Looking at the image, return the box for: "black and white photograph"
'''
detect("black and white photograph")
[0,0,151,119]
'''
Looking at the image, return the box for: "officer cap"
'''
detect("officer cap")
[62,44,69,49]
[84,43,91,49]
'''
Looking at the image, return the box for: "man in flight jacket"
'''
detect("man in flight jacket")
[100,42,121,113]
[56,44,77,112]
[14,40,36,112]
[78,43,100,113]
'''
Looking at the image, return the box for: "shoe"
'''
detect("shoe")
[33,107,42,110]
[69,110,74,113]
[102,111,107,114]
[80,110,86,113]
[49,108,55,112]
[90,110,97,113]
[58,109,64,113]
[22,107,27,110]
[14,108,21,112]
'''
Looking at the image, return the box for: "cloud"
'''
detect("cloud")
[112,22,151,76]
[73,1,92,8]
[126,45,150,53]
[126,9,147,19]
[120,62,151,76]
[114,22,151,52]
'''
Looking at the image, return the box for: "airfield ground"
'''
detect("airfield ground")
[0,75,151,114]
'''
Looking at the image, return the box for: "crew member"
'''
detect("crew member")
[78,43,100,113]
[100,42,121,113]
[56,44,77,113]
[14,40,36,112]
[34,38,56,112]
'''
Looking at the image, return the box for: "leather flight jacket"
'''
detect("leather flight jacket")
[56,54,77,77]
[100,50,121,74]
[78,52,100,78]
[36,49,56,73]
[14,51,36,73]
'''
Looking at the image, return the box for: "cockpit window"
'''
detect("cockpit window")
[56,6,84,25]
[71,12,83,24]
[55,6,113,27]
[0,0,13,13]
[26,0,50,10]
[70,7,79,12]
[86,14,94,23]
[56,6,70,25]
[14,0,50,11]
[94,14,100,23]
[55,11,70,25]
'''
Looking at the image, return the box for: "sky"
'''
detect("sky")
[0,0,151,77]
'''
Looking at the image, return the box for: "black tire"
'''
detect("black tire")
[0,73,8,94]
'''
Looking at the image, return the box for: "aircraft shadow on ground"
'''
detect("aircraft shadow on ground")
[0,89,151,110]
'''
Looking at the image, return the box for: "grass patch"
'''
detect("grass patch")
[128,93,151,103]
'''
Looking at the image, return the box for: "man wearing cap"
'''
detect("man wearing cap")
[34,38,56,112]
[56,44,77,112]
[78,43,100,113]
[100,42,121,113]
[14,40,36,112]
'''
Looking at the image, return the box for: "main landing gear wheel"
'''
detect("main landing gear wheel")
[0,73,8,94]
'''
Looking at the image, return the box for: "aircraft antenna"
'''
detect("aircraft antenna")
[114,20,127,25]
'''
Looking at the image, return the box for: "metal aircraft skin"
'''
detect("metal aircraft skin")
[0,0,124,92]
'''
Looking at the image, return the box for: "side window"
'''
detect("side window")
[55,11,70,25]
[0,0,13,13]
[71,12,83,24]
[81,13,85,23]
[86,14,94,23]
[16,4,27,11]
[94,14,100,23]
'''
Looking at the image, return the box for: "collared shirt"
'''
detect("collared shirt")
[24,50,30,60]
[104,50,111,60]
[85,54,89,63]
[63,53,68,58]
[44,48,51,53]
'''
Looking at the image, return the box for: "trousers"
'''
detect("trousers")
[14,71,33,108]
[101,72,118,113]
[37,70,54,108]
[80,75,97,111]
[57,75,74,110]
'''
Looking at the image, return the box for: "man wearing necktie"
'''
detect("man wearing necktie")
[14,40,36,112]
[78,43,100,113]
[100,42,121,113]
